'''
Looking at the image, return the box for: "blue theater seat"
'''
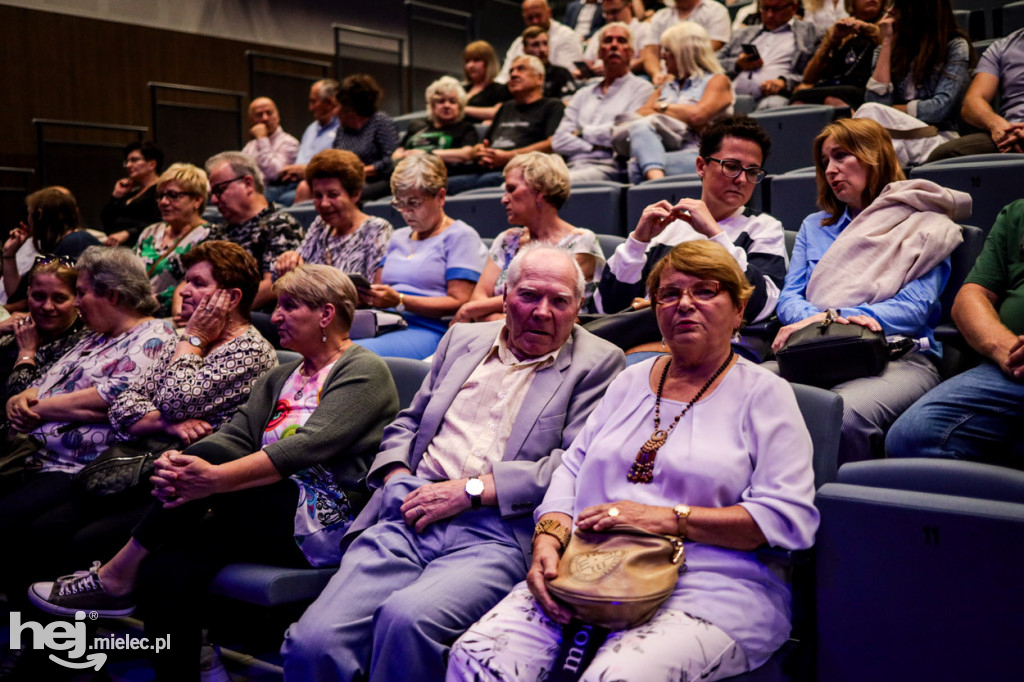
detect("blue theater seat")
[766,166,819,233]
[909,155,1024,236]
[750,106,836,175]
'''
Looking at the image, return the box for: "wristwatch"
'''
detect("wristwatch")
[534,518,570,551]
[186,335,206,349]
[465,476,484,509]
[673,503,691,538]
[657,101,669,113]
[395,292,406,313]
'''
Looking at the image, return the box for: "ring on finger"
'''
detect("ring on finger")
[417,506,426,518]
[607,507,620,518]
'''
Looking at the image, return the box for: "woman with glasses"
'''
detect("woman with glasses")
[452,152,604,323]
[101,141,165,247]
[624,22,734,183]
[274,150,392,284]
[770,117,967,463]
[134,163,213,319]
[356,154,486,359]
[0,256,86,406]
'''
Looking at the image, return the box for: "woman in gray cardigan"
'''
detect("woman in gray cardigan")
[29,264,400,681]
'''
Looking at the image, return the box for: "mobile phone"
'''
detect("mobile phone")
[741,44,761,61]
[574,61,594,78]
[347,273,372,290]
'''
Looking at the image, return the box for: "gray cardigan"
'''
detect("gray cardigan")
[185,344,399,495]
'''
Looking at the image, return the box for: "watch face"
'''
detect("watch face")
[465,478,485,496]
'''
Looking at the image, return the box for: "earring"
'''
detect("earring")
[321,327,327,343]
[661,338,667,347]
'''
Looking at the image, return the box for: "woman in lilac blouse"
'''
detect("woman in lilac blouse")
[450,241,819,681]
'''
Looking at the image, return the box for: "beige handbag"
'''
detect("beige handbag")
[546,524,685,630]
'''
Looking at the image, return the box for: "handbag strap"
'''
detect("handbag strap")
[547,619,610,682]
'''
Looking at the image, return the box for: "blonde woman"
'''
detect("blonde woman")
[626,22,734,182]
[461,40,511,122]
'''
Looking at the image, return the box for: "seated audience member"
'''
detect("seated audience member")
[563,0,606,40]
[771,118,968,464]
[580,0,650,77]
[297,74,398,203]
[356,155,487,360]
[242,97,300,204]
[641,0,732,82]
[0,258,86,406]
[282,245,626,682]
[393,76,481,175]
[447,55,565,194]
[552,22,654,183]
[2,188,100,306]
[275,150,393,283]
[718,0,819,111]
[598,116,786,329]
[0,242,277,631]
[461,40,513,123]
[803,0,849,33]
[928,28,1024,160]
[205,151,304,311]
[886,199,1024,468]
[790,0,885,110]
[624,22,734,182]
[498,0,584,83]
[101,141,164,247]
[134,163,212,318]
[276,79,342,205]
[1,246,176,486]
[452,152,604,323]
[29,265,399,682]
[450,241,818,682]
[853,0,970,165]
[521,26,578,100]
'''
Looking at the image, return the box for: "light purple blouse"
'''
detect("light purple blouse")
[536,356,819,667]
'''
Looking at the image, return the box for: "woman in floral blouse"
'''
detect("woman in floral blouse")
[134,163,212,319]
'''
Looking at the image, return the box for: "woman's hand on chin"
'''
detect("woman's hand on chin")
[184,290,231,345]
[576,500,677,535]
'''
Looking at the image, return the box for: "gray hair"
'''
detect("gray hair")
[391,154,448,196]
[503,151,571,209]
[594,20,634,50]
[76,246,159,315]
[505,243,586,303]
[205,151,265,194]
[314,78,340,101]
[512,54,546,80]
[425,76,468,123]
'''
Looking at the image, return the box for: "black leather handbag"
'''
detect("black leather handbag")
[776,310,889,387]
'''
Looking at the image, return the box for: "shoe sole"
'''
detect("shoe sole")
[27,584,136,618]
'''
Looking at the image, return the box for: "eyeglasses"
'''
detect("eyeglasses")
[390,196,428,212]
[705,157,766,184]
[31,255,76,270]
[156,189,195,201]
[210,176,247,197]
[654,280,722,305]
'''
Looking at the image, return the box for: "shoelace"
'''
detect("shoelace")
[57,562,103,597]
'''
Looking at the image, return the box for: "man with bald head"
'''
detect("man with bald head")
[241,97,299,203]
[497,0,584,83]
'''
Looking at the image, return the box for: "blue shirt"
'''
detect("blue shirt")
[296,116,340,165]
[777,209,949,358]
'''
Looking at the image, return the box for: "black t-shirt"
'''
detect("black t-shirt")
[401,119,480,151]
[485,97,565,151]
[464,81,513,123]
[544,65,578,99]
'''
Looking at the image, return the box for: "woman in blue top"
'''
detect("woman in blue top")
[770,118,967,464]
[356,154,487,359]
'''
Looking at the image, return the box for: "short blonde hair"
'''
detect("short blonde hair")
[647,240,753,311]
[503,152,571,209]
[425,76,468,124]
[157,163,209,211]
[463,41,501,83]
[391,154,449,197]
[274,264,357,332]
[660,21,724,80]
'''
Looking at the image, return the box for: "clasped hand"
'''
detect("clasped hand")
[150,450,220,508]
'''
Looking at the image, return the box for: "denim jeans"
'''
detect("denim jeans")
[886,361,1024,467]
[628,118,699,182]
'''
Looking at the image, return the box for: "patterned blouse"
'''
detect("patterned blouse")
[0,318,87,406]
[273,215,393,281]
[207,204,305,275]
[332,111,399,178]
[135,221,212,316]
[109,325,278,439]
[488,227,606,300]
[27,319,178,473]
